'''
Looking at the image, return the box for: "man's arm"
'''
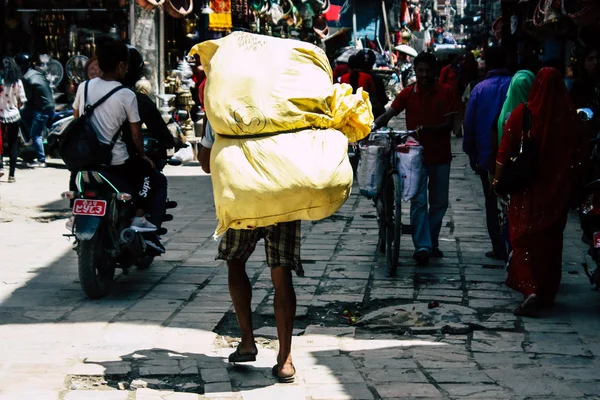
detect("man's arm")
[374,108,399,128]
[199,147,211,174]
[199,120,215,174]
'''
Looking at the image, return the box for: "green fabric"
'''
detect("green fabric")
[497,70,535,144]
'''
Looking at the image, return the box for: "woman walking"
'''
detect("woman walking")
[492,70,536,258]
[494,68,587,316]
[0,56,27,182]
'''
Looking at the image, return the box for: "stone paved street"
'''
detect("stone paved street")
[1,134,600,400]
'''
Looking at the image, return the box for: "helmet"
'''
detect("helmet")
[122,45,145,87]
[14,53,32,72]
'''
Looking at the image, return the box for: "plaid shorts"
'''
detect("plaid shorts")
[217,221,304,275]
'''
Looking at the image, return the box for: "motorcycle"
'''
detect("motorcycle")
[61,137,179,299]
[18,110,74,160]
[578,107,600,290]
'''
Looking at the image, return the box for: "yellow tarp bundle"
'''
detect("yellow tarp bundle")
[190,32,373,236]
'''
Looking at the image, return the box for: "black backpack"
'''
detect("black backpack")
[59,82,126,171]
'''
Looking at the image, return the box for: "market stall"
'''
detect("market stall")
[3,0,131,109]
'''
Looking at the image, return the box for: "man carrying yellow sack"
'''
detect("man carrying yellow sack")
[192,32,373,384]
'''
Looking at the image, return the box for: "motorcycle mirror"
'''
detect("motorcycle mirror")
[167,158,183,166]
[577,108,594,122]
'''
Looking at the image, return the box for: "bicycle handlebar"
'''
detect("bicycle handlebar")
[371,129,419,137]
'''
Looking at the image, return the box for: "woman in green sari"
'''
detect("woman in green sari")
[494,70,536,260]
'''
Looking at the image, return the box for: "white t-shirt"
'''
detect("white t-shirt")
[73,78,140,165]
[200,120,215,148]
[0,79,27,123]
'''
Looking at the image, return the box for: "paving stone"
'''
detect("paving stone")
[485,367,586,397]
[471,331,524,353]
[302,367,365,384]
[306,383,374,400]
[304,325,356,338]
[238,386,308,400]
[64,392,130,400]
[439,384,512,398]
[428,369,494,384]
[199,368,229,383]
[376,383,442,398]
[525,333,589,356]
[473,352,535,367]
[365,368,428,383]
[203,382,233,397]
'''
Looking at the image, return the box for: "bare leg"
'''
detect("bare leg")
[227,258,257,355]
[271,266,296,377]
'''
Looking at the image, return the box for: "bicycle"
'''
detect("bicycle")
[369,128,419,277]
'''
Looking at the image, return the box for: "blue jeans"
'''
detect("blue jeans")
[29,111,49,163]
[410,163,451,253]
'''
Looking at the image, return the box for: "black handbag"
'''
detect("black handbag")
[495,103,537,195]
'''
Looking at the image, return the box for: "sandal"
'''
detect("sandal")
[514,294,540,317]
[228,346,257,364]
[272,364,296,384]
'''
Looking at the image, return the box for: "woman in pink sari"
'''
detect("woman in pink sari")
[494,68,587,316]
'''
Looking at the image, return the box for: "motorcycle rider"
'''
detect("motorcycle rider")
[120,45,186,253]
[70,36,157,233]
[15,53,54,168]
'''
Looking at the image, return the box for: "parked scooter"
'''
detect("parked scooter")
[61,143,178,299]
[578,108,600,289]
[18,110,74,160]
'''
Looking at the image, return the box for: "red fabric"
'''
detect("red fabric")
[410,8,422,31]
[340,71,376,96]
[506,215,567,305]
[439,65,458,89]
[497,68,587,240]
[390,83,460,165]
[199,78,206,107]
[324,5,342,22]
[400,0,409,24]
[333,64,350,82]
[498,68,588,302]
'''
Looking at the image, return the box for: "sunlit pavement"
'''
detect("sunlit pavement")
[1,134,599,400]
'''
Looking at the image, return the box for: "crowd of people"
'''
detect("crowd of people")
[368,43,594,317]
[0,54,54,182]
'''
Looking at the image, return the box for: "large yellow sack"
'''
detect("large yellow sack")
[189,32,373,143]
[211,129,351,236]
[189,32,374,236]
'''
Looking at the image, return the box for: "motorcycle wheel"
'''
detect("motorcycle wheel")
[77,232,115,299]
[136,255,155,269]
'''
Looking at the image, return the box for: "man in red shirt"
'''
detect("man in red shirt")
[375,52,459,265]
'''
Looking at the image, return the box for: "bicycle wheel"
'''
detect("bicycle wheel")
[385,172,402,276]
[376,197,386,254]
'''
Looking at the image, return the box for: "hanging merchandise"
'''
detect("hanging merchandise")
[563,0,600,28]
[208,0,234,31]
[410,5,421,32]
[136,0,166,10]
[232,0,250,28]
[165,0,194,19]
[313,15,330,40]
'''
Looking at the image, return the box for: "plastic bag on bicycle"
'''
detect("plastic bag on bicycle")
[397,140,424,202]
[357,135,390,198]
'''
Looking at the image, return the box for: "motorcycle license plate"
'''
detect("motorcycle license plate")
[72,199,107,217]
[594,232,600,249]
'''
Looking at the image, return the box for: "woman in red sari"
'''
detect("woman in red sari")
[494,68,587,316]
